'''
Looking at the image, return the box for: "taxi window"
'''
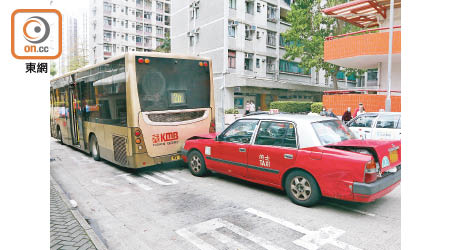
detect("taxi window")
[254,121,297,148]
[397,118,401,129]
[376,115,401,129]
[221,119,259,144]
[348,115,377,128]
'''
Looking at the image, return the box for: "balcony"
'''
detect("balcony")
[324,26,401,69]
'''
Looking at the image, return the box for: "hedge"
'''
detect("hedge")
[311,102,323,113]
[270,101,313,113]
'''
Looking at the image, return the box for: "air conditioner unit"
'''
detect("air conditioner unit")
[232,20,239,26]
[251,25,257,31]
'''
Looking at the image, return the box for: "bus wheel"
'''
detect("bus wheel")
[90,135,101,161]
[187,151,208,177]
[57,128,64,145]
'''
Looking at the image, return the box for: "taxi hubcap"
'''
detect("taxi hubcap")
[190,155,201,172]
[290,176,311,201]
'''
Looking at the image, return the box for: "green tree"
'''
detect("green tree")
[282,0,363,89]
[50,61,57,77]
[155,38,171,53]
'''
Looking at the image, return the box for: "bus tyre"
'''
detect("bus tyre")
[285,170,321,207]
[57,128,64,145]
[90,135,101,161]
[187,151,208,177]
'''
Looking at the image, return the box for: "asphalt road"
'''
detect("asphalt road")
[50,139,400,250]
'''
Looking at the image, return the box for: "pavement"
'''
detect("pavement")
[50,138,400,250]
[51,176,108,250]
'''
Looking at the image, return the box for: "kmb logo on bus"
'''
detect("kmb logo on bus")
[152,132,179,144]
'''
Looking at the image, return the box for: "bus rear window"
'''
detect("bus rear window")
[136,57,211,111]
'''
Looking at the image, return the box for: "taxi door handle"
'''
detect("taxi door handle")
[284,154,293,159]
[239,148,246,152]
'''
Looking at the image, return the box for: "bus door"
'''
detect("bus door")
[68,77,80,146]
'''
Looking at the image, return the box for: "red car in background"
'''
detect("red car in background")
[181,114,401,207]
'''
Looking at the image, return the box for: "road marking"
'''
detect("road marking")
[91,178,115,187]
[176,218,285,250]
[164,171,192,182]
[140,172,179,185]
[119,174,152,191]
[245,208,362,250]
[326,202,376,217]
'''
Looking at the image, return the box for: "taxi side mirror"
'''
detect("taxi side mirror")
[216,134,223,141]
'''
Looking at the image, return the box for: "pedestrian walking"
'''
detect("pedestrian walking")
[320,107,327,116]
[354,103,365,117]
[342,107,352,123]
[245,101,250,115]
[326,108,337,118]
[249,101,256,113]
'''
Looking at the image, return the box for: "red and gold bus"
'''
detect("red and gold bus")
[50,52,215,168]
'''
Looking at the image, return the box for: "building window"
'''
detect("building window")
[189,36,194,46]
[157,1,163,10]
[156,26,163,35]
[228,20,236,37]
[256,58,260,68]
[144,24,152,33]
[144,11,151,19]
[257,3,261,12]
[228,50,236,68]
[267,31,276,46]
[267,57,275,73]
[279,60,310,75]
[244,53,253,71]
[156,14,163,22]
[229,0,236,9]
[245,24,254,41]
[245,1,254,15]
[267,4,277,21]
[367,69,378,81]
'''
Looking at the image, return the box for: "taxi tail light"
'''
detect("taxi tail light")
[364,158,378,183]
[135,128,142,137]
[209,118,216,133]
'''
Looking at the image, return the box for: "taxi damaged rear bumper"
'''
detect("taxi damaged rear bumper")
[353,168,401,200]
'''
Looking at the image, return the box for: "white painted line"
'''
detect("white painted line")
[120,174,152,191]
[176,228,217,250]
[245,208,362,250]
[245,208,311,235]
[164,171,192,182]
[177,218,285,250]
[209,230,251,250]
[91,179,115,187]
[140,172,179,185]
[326,202,376,217]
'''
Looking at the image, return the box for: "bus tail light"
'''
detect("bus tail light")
[204,62,208,67]
[364,158,377,183]
[135,129,141,136]
[138,58,144,63]
[144,58,150,64]
[209,119,216,133]
[199,62,203,67]
[135,138,141,144]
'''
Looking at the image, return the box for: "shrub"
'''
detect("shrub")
[270,101,313,113]
[311,102,323,113]
[225,108,239,114]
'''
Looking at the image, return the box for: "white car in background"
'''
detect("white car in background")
[347,112,401,140]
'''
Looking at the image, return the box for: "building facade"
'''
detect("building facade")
[323,0,401,92]
[89,0,171,64]
[171,0,359,131]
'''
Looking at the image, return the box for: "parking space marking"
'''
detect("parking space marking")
[325,202,376,217]
[119,174,153,191]
[176,218,285,250]
[245,208,362,250]
[140,172,179,185]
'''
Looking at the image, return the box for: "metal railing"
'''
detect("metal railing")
[325,26,401,41]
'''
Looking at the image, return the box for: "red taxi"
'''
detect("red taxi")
[181,114,401,207]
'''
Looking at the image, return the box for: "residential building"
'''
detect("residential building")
[172,0,351,131]
[89,0,171,64]
[323,0,401,92]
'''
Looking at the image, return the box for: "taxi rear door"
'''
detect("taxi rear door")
[246,121,298,185]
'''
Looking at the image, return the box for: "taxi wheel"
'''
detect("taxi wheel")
[285,170,321,207]
[187,151,208,177]
[90,135,101,161]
